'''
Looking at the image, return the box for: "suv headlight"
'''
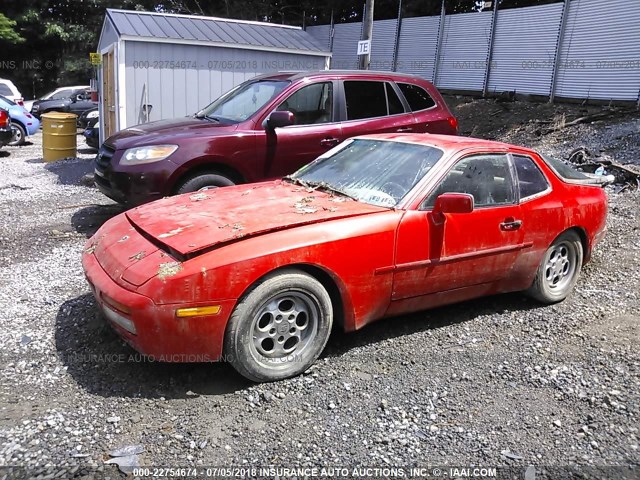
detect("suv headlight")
[121,145,178,165]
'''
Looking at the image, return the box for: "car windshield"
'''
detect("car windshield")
[196,80,289,124]
[541,154,590,180]
[288,139,444,208]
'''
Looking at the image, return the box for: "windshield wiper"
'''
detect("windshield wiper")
[283,176,357,201]
[194,112,220,123]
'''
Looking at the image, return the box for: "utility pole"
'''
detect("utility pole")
[359,0,375,70]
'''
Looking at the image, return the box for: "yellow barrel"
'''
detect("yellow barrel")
[42,112,77,162]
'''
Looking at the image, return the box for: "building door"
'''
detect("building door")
[102,49,116,139]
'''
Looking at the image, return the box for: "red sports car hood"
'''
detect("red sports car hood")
[125,181,387,257]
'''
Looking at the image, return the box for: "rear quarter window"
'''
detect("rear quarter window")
[541,154,590,181]
[513,155,550,199]
[398,83,436,111]
[0,84,12,96]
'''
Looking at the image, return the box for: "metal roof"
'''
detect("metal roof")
[105,9,329,55]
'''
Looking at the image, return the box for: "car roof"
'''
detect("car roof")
[252,70,430,83]
[351,133,534,154]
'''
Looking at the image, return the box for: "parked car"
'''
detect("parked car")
[0,108,12,148]
[83,133,608,382]
[0,95,40,146]
[0,78,24,106]
[23,85,89,113]
[78,106,99,129]
[95,71,458,206]
[31,90,97,118]
[84,127,99,149]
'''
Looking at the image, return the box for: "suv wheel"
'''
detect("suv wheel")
[175,172,236,194]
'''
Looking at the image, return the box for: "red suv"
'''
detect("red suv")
[95,71,458,206]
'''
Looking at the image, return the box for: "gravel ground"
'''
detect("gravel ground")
[0,106,638,480]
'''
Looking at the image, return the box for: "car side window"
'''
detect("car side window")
[276,82,333,126]
[398,83,436,111]
[421,154,515,209]
[50,90,73,100]
[513,155,550,199]
[0,84,12,96]
[344,81,388,120]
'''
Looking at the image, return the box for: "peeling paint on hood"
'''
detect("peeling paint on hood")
[125,181,387,256]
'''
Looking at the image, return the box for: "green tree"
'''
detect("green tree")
[0,12,24,43]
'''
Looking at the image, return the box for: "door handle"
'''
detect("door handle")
[396,127,413,132]
[320,138,339,147]
[500,218,523,231]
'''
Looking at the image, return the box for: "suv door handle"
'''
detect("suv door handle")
[396,127,413,132]
[500,218,523,231]
[320,138,339,147]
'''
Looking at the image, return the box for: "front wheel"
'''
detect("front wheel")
[175,171,235,194]
[526,230,583,303]
[8,123,26,146]
[224,269,333,382]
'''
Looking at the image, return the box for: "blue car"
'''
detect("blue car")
[0,95,40,146]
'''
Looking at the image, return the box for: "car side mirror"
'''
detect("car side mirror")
[431,193,474,224]
[266,111,295,129]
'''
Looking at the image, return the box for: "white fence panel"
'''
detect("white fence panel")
[554,0,640,101]
[370,19,398,71]
[331,22,361,70]
[436,10,493,91]
[395,16,441,81]
[488,3,563,96]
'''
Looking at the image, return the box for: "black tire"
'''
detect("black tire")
[175,171,235,194]
[526,230,583,304]
[224,269,333,382]
[8,123,26,146]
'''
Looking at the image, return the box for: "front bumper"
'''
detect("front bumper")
[82,249,234,361]
[94,145,171,206]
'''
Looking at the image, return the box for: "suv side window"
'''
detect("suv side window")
[276,82,333,126]
[398,83,436,111]
[344,81,388,120]
[513,154,550,199]
[421,154,515,209]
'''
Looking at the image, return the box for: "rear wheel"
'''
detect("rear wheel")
[8,123,26,146]
[175,171,235,194]
[224,269,333,382]
[526,230,583,303]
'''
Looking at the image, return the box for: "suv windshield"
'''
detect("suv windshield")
[541,154,590,180]
[288,139,444,208]
[196,80,289,124]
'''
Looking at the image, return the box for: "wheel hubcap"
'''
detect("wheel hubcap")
[251,292,319,362]
[544,242,576,291]
[11,127,22,143]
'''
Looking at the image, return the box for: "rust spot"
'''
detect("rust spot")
[294,202,318,214]
[157,261,182,280]
[117,235,129,243]
[190,192,209,202]
[300,196,315,203]
[84,245,96,255]
[218,223,244,231]
[128,251,146,261]
[322,206,338,212]
[158,227,186,239]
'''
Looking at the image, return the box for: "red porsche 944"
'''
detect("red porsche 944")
[82,134,608,382]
